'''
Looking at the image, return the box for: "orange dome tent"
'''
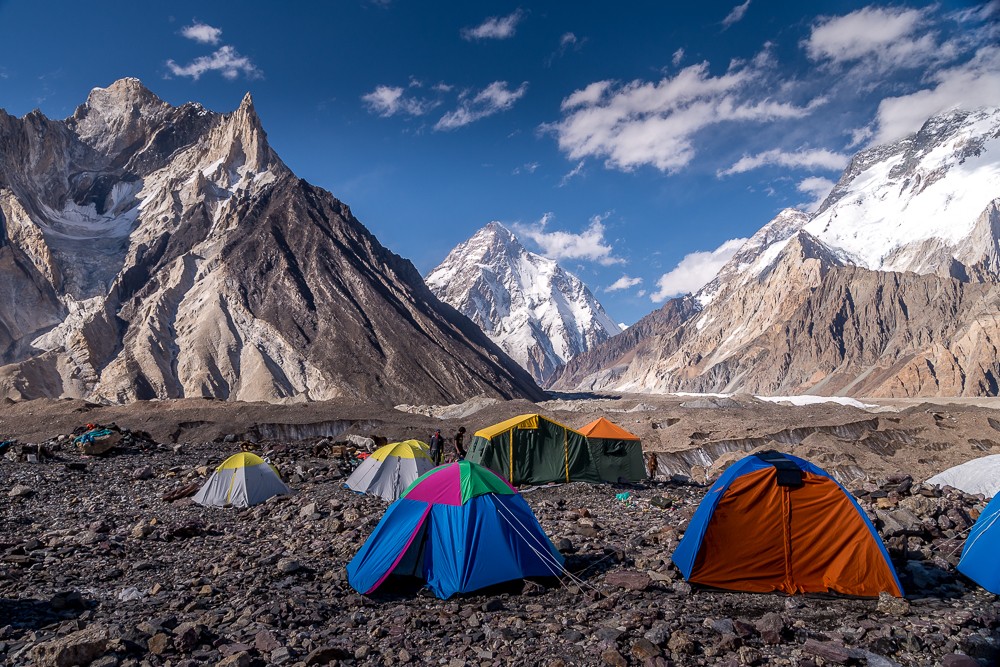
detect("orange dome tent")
[672,451,902,597]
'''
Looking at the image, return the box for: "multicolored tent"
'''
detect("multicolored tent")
[958,492,1000,593]
[578,417,648,483]
[193,452,291,508]
[347,461,564,599]
[467,414,601,485]
[345,440,434,502]
[672,451,903,597]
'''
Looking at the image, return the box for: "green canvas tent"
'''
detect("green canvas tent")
[467,414,602,486]
[579,417,648,483]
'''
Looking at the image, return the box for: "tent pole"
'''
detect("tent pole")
[509,427,515,484]
[564,428,570,482]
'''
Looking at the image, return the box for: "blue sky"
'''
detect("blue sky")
[1,1,997,325]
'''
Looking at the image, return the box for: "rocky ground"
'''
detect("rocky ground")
[1,422,998,667]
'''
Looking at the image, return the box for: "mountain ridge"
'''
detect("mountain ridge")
[0,78,544,404]
[551,106,1000,398]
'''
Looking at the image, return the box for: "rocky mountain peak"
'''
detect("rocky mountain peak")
[87,77,162,106]
[427,222,620,384]
[0,80,542,404]
[68,78,172,160]
[804,105,1000,278]
[232,91,263,134]
[553,105,1000,399]
[474,221,522,258]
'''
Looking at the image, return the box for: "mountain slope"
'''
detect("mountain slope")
[0,78,544,404]
[552,107,1000,398]
[426,222,619,384]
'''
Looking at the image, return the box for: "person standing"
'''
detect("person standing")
[453,426,467,460]
[429,429,444,465]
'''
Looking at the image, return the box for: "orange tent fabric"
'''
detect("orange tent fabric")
[673,452,903,598]
[690,467,902,596]
[578,417,640,441]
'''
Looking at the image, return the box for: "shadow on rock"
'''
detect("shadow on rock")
[0,595,85,633]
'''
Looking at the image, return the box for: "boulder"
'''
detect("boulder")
[604,570,651,591]
[30,625,109,667]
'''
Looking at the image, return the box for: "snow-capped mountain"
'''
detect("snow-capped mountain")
[0,78,543,404]
[426,221,620,384]
[553,106,1000,398]
[805,107,1000,280]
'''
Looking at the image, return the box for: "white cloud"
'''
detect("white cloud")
[605,275,642,292]
[950,1,999,24]
[461,10,524,41]
[804,7,935,70]
[513,161,539,175]
[561,80,612,110]
[548,31,583,64]
[361,85,438,117]
[672,48,685,67]
[846,125,873,149]
[547,61,821,173]
[513,214,622,265]
[559,161,585,187]
[870,45,1000,144]
[652,237,747,301]
[435,81,528,130]
[797,176,836,212]
[181,22,222,45]
[719,147,849,176]
[722,0,751,29]
[166,45,261,81]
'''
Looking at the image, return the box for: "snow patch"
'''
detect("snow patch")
[755,395,877,409]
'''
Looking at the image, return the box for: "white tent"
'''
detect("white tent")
[927,454,1000,498]
[345,440,433,502]
[194,452,291,508]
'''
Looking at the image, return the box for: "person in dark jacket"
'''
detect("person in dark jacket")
[429,429,444,465]
[454,426,467,460]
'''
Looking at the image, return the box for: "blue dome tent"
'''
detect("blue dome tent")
[958,493,1000,594]
[347,461,564,599]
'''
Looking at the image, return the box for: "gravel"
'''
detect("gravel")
[1,436,998,666]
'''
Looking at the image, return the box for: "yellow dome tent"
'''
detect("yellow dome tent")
[193,452,291,508]
[345,440,434,502]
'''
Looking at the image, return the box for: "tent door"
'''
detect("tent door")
[392,521,429,578]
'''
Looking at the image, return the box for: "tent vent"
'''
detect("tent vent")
[754,450,803,487]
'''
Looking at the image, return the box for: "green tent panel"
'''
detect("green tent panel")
[579,417,648,483]
[468,414,602,486]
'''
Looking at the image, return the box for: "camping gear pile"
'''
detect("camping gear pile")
[72,423,159,456]
[74,427,122,456]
